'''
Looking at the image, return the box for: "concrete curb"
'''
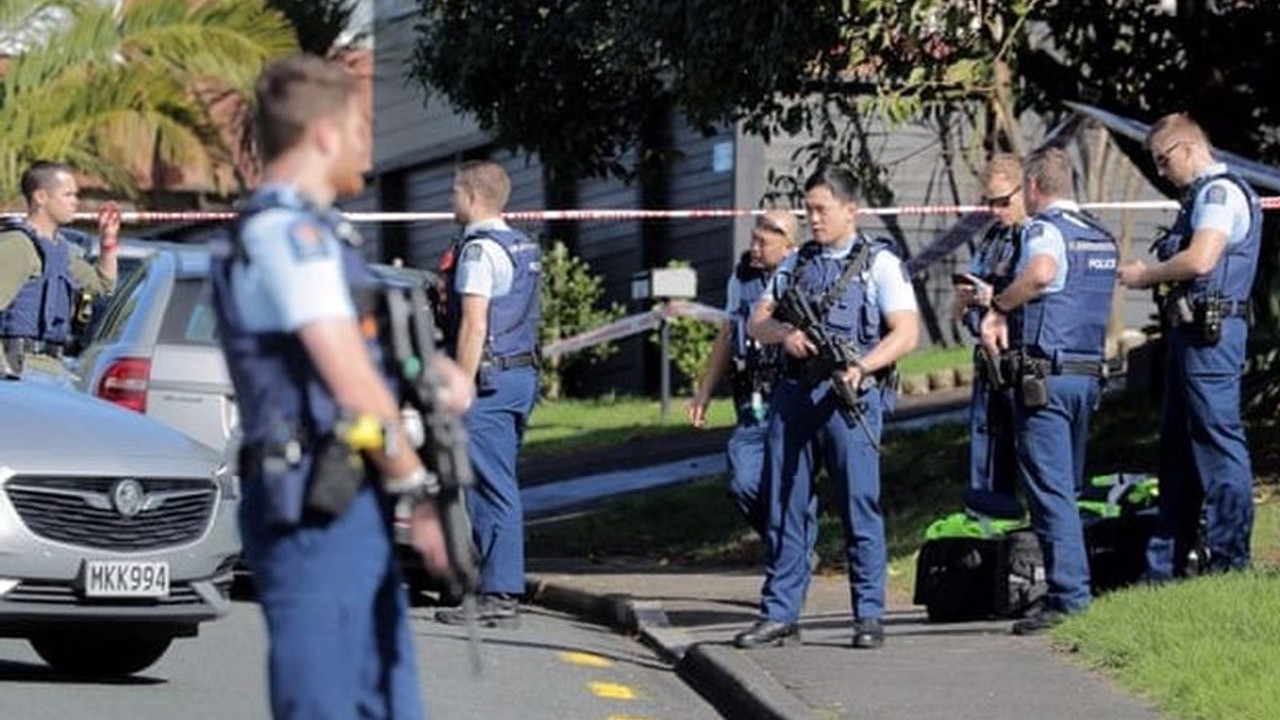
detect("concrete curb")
[526,576,816,720]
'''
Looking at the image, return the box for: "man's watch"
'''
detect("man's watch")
[386,467,440,504]
[991,296,1011,314]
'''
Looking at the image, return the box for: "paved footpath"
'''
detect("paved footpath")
[526,559,1166,720]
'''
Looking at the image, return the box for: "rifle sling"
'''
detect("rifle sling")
[791,238,874,321]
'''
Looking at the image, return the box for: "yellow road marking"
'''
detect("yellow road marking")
[559,651,614,668]
[588,681,636,700]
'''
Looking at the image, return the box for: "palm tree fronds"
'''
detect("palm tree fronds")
[0,0,298,200]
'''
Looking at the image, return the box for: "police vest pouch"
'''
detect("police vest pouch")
[305,433,367,518]
[240,440,310,527]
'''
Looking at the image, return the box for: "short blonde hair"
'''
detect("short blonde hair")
[1147,112,1209,152]
[981,153,1023,187]
[455,160,511,211]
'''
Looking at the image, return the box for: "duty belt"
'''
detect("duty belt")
[1162,295,1249,328]
[1212,299,1251,318]
[1,337,64,358]
[1016,353,1105,378]
[490,351,538,371]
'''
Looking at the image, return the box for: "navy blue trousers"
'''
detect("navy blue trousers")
[727,419,768,539]
[1147,319,1254,578]
[969,369,1018,497]
[760,377,884,623]
[464,366,538,595]
[1014,373,1099,613]
[240,483,425,720]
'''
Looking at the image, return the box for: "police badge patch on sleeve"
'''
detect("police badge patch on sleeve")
[1205,184,1228,205]
[287,220,330,262]
[462,243,484,263]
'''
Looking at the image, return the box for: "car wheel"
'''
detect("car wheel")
[30,630,173,677]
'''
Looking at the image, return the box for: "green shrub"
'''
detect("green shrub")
[539,240,624,399]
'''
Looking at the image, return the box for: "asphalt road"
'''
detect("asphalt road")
[0,600,723,720]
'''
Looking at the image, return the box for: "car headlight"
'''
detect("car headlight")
[214,463,240,501]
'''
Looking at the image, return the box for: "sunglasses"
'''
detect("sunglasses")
[982,186,1021,209]
[1153,141,1184,169]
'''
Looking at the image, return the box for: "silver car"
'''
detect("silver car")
[76,241,236,452]
[77,241,443,457]
[75,241,445,588]
[0,377,239,676]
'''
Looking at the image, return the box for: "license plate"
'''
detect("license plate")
[83,561,170,598]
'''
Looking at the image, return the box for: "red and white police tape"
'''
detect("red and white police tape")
[8,195,1280,226]
[16,197,1271,360]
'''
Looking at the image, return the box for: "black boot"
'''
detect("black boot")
[1011,608,1067,636]
[851,618,884,650]
[436,594,520,629]
[733,619,801,649]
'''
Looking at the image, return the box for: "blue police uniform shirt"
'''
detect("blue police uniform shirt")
[724,274,746,315]
[1018,200,1077,295]
[725,273,756,358]
[232,201,355,333]
[761,236,918,317]
[1190,163,1251,246]
[454,218,516,299]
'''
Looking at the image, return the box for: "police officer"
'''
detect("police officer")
[734,166,920,650]
[955,153,1026,504]
[211,55,454,720]
[688,209,798,539]
[981,147,1118,634]
[0,161,120,378]
[435,160,541,629]
[1118,113,1260,579]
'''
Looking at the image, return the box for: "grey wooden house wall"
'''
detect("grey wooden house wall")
[372,3,1171,396]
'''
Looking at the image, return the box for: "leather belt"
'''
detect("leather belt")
[1214,299,1250,318]
[1020,355,1105,378]
[491,352,538,371]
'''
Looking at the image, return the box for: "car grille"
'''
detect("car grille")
[4,580,205,607]
[4,476,216,551]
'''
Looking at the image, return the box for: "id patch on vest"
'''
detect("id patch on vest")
[287,220,330,262]
[1204,184,1228,206]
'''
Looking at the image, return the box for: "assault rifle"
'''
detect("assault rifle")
[382,281,483,670]
[773,285,881,451]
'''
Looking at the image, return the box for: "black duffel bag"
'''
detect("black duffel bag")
[914,496,1047,623]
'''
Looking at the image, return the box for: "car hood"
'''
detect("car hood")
[0,379,221,477]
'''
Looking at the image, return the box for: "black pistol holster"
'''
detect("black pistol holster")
[305,431,367,518]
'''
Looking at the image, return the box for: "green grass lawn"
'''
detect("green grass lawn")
[896,343,974,377]
[523,395,736,459]
[524,344,973,461]
[1053,555,1280,720]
